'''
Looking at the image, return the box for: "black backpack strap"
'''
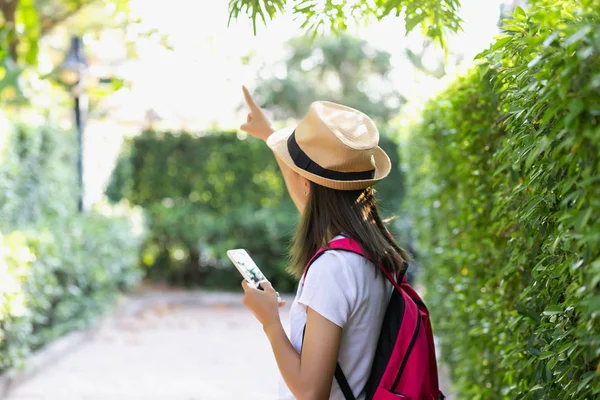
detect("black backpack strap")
[302,325,356,400]
[334,362,356,400]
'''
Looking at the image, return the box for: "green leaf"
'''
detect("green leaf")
[577,371,596,392]
[528,55,543,69]
[575,207,592,231]
[490,36,512,52]
[564,25,592,47]
[543,32,559,48]
[543,305,562,315]
[512,6,526,19]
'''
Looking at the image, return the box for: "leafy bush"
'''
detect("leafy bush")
[0,206,145,372]
[107,132,296,290]
[406,1,599,399]
[107,130,298,289]
[0,122,77,228]
[144,203,296,291]
[0,119,146,373]
[108,130,405,290]
[107,130,289,210]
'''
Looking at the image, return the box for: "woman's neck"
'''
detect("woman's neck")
[326,230,344,242]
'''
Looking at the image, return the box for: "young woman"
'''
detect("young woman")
[239,86,410,400]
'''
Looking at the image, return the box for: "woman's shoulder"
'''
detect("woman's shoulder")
[300,249,366,326]
[301,246,385,326]
[308,246,373,281]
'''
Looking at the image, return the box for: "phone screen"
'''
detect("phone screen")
[227,249,266,287]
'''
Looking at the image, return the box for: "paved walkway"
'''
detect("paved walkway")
[6,294,289,400]
[5,291,454,400]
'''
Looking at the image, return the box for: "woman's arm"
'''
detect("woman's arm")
[242,280,341,399]
[240,86,303,213]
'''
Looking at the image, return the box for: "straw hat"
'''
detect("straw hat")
[266,101,391,191]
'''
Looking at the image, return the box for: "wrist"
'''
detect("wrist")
[261,126,276,141]
[263,319,284,338]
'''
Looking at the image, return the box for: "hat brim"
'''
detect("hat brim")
[266,125,392,191]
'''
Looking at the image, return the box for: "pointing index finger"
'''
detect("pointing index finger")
[242,85,259,111]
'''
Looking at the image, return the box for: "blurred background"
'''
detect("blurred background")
[1,0,598,399]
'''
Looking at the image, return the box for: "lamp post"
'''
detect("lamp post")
[58,36,88,212]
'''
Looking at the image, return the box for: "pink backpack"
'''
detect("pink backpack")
[302,237,445,400]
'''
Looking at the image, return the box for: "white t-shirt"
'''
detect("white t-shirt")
[278,238,392,399]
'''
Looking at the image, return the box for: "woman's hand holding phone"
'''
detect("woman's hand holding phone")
[240,86,275,141]
[242,279,287,332]
[227,248,286,328]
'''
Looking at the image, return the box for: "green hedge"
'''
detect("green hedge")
[0,208,144,372]
[0,119,145,373]
[107,130,404,290]
[107,130,298,290]
[406,1,599,398]
[0,123,78,227]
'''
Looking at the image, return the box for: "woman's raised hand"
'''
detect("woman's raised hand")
[240,86,275,141]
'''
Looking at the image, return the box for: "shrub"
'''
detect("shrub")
[108,129,405,289]
[107,130,298,288]
[405,1,600,398]
[0,118,146,373]
[0,206,145,372]
[0,122,77,228]
[140,203,296,291]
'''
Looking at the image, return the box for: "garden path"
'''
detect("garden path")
[6,293,285,400]
[5,291,453,400]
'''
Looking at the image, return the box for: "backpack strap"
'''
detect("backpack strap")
[303,237,405,291]
[334,362,356,400]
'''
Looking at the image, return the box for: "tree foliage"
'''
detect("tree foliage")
[406,0,600,398]
[0,0,131,64]
[0,0,139,106]
[256,34,403,124]
[228,0,462,50]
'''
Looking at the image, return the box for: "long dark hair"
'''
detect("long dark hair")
[288,181,411,278]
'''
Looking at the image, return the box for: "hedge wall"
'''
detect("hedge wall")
[107,130,404,291]
[406,1,599,398]
[0,120,145,373]
[107,130,297,290]
[0,123,78,227]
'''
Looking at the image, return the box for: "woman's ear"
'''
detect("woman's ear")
[302,177,310,196]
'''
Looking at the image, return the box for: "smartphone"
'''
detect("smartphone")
[226,249,267,289]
